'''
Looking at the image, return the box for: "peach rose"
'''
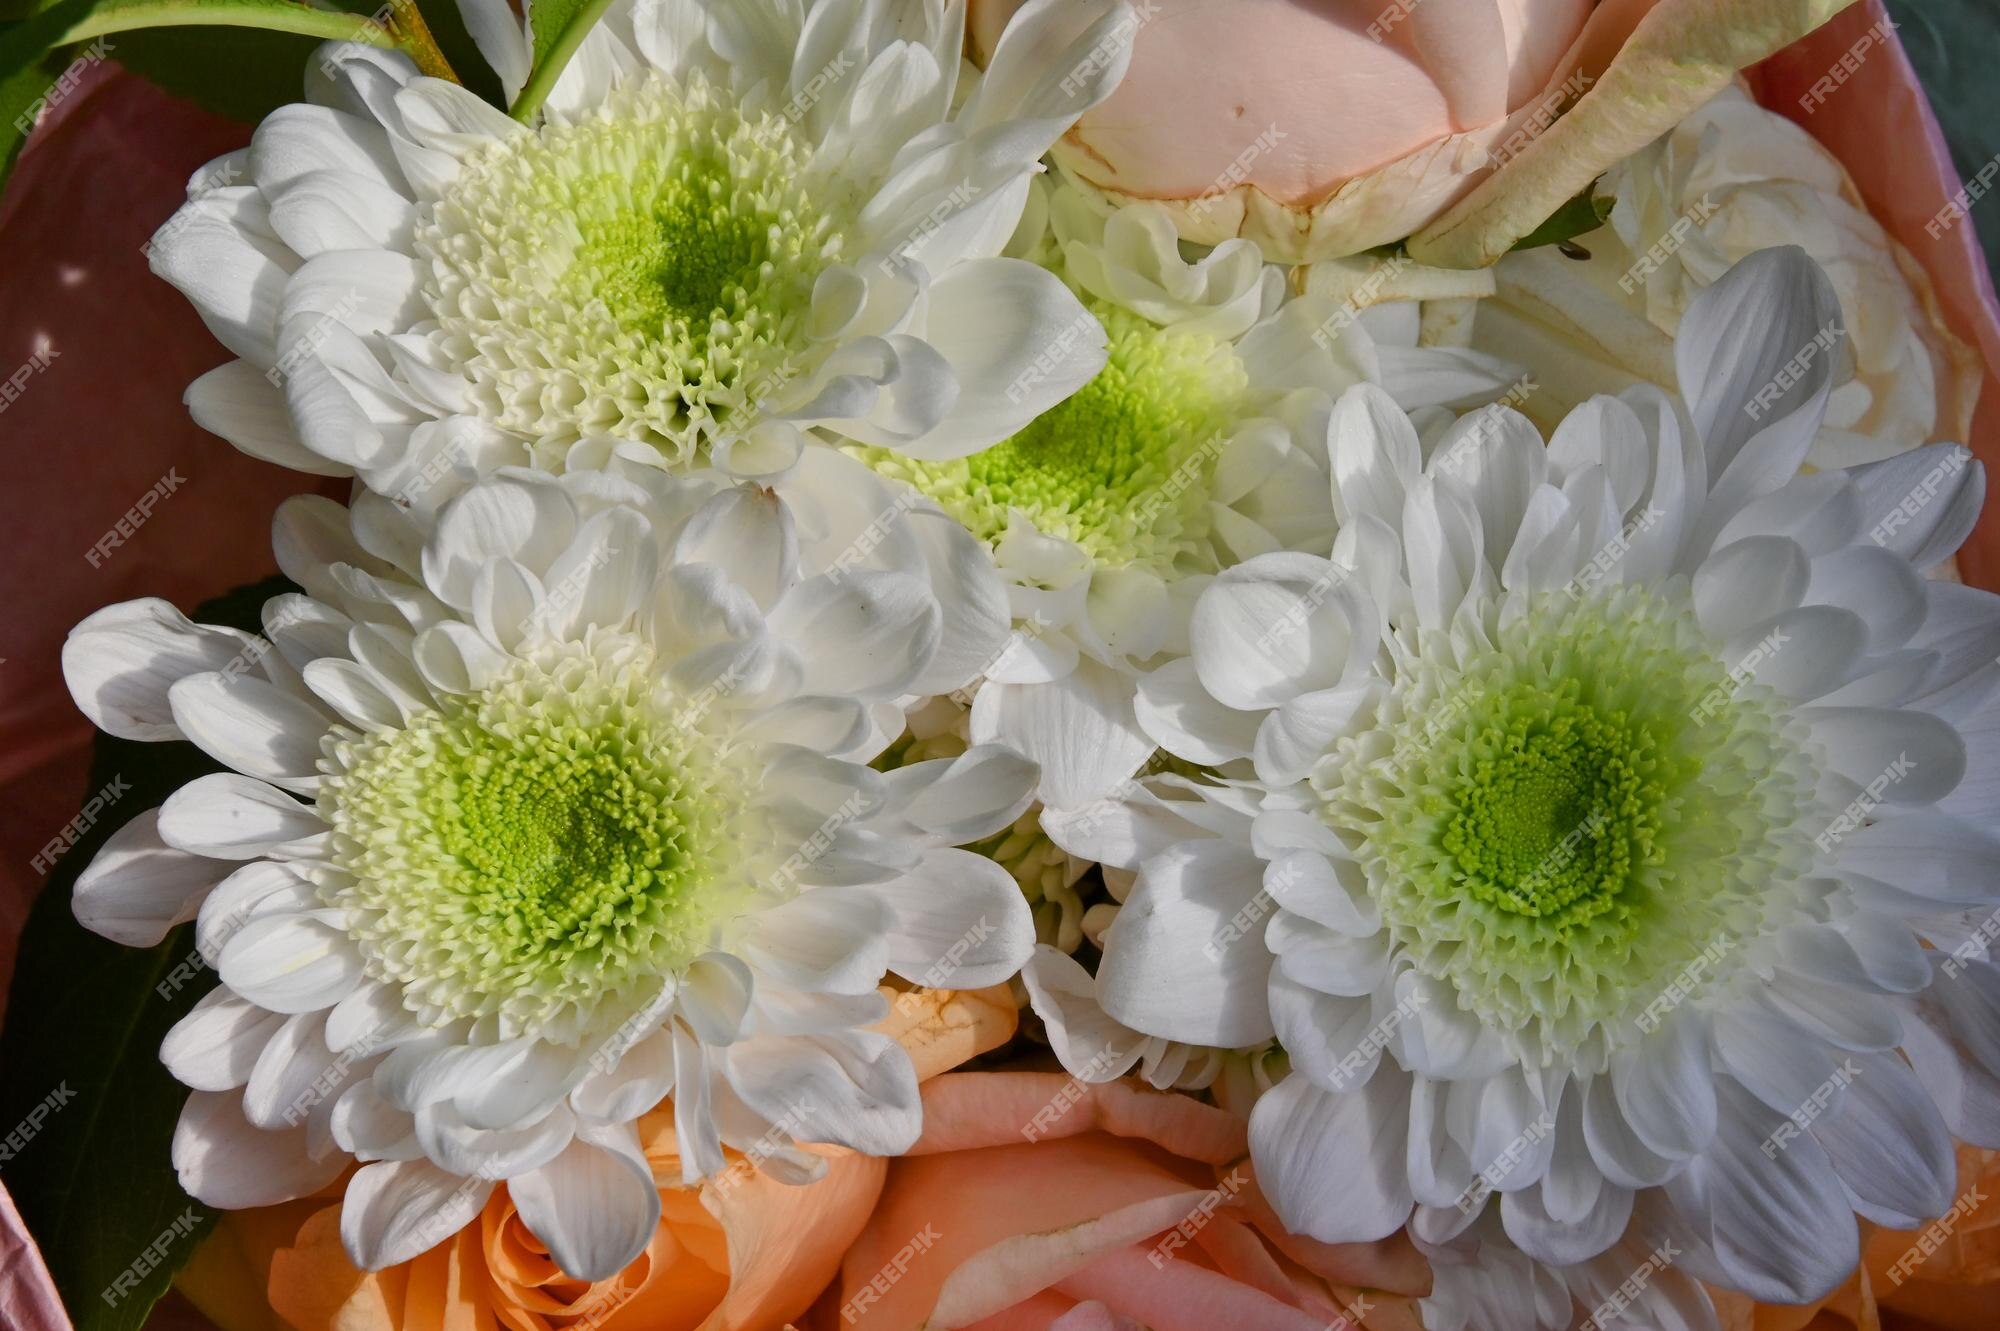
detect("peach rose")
[828,1071,1431,1330]
[174,989,1017,1331]
[969,0,1868,265]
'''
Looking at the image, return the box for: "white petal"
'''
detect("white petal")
[510,1123,659,1281]
[868,847,1035,990]
[339,1158,494,1270]
[219,913,366,1014]
[1249,1070,1413,1244]
[174,1089,345,1209]
[71,810,226,945]
[168,672,331,793]
[63,599,256,742]
[156,774,324,859]
[969,662,1152,812]
[161,988,285,1092]
[1097,840,1275,1047]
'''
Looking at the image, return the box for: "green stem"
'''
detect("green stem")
[508,0,617,122]
[51,0,398,49]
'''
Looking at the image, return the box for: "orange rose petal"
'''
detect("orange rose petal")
[837,1131,1221,1327]
[267,1206,406,1331]
[870,985,1019,1082]
[704,1147,885,1331]
[1236,1171,1432,1298]
[906,1072,1247,1164]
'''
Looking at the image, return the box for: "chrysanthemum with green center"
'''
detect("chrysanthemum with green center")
[319,631,759,1040]
[418,75,850,467]
[855,304,1251,574]
[1320,584,1821,1061]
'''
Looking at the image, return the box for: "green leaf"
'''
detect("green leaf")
[1509,185,1615,254]
[509,0,616,121]
[0,576,295,1331]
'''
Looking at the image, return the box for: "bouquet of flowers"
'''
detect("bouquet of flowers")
[2,0,1998,1328]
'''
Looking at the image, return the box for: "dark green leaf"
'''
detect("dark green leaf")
[1509,185,1615,255]
[0,576,294,1331]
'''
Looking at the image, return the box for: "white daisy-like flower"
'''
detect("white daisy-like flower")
[151,0,1138,503]
[1052,246,2000,1306]
[847,176,1517,811]
[61,465,1037,1280]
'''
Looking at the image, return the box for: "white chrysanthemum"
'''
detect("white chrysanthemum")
[151,0,1139,504]
[1051,247,2000,1308]
[62,465,1037,1280]
[847,176,1518,812]
[1472,83,1981,470]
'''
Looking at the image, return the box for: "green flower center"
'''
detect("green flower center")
[416,74,850,468]
[319,634,749,1040]
[1320,585,1821,1061]
[856,304,1249,572]
[1440,689,1665,921]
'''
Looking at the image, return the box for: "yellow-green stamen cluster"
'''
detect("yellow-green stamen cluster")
[1320,585,1821,1061]
[320,634,747,1041]
[857,304,1250,573]
[417,74,849,467]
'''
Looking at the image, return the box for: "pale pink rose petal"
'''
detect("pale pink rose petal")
[837,1130,1220,1328]
[0,1180,69,1331]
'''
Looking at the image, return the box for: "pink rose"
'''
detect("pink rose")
[826,1072,1431,1330]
